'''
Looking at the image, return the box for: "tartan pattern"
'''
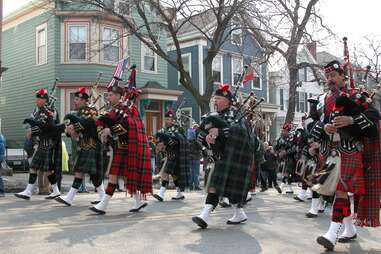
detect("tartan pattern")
[30,144,54,172]
[107,105,152,195]
[71,107,100,176]
[209,123,254,204]
[354,122,381,227]
[250,162,256,190]
[332,197,351,223]
[163,132,191,189]
[324,92,337,119]
[73,146,99,175]
[124,105,152,195]
[337,151,365,194]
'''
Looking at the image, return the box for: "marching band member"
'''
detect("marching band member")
[54,87,105,207]
[89,83,152,214]
[192,84,254,228]
[15,89,64,200]
[313,61,380,251]
[153,109,191,202]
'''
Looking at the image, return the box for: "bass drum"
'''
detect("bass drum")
[302,156,318,186]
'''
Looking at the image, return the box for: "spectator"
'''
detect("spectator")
[0,133,6,197]
[187,124,202,191]
[265,146,282,194]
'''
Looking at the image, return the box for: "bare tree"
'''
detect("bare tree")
[244,0,332,123]
[59,0,261,114]
[354,35,381,85]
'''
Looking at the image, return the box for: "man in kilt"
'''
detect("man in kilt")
[15,89,64,200]
[89,84,152,215]
[54,87,105,207]
[313,61,381,251]
[192,84,254,229]
[274,123,297,194]
[153,109,191,202]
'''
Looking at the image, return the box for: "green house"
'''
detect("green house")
[0,0,182,147]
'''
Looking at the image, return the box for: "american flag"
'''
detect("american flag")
[107,58,129,88]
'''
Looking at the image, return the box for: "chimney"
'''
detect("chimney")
[306,41,317,60]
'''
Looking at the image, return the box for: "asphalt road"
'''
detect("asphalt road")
[0,188,380,254]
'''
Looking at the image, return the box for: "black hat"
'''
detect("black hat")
[165,109,175,118]
[324,60,344,74]
[214,84,234,101]
[307,96,319,104]
[35,88,49,100]
[74,87,90,100]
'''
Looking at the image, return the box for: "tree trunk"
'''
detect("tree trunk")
[285,61,298,123]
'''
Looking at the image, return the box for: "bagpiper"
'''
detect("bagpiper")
[15,88,64,200]
[274,123,297,194]
[54,87,105,207]
[89,83,152,214]
[153,109,191,202]
[312,61,381,251]
[192,84,254,228]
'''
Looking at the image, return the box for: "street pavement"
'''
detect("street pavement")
[0,184,380,254]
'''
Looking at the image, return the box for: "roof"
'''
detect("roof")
[142,81,167,89]
[177,9,216,36]
[316,51,342,65]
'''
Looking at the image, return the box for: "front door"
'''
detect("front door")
[145,111,162,137]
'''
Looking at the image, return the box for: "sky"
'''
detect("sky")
[3,0,381,60]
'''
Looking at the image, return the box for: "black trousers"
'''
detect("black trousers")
[268,169,279,187]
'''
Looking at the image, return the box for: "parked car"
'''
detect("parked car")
[6,148,29,171]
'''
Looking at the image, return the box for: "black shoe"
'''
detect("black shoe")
[318,209,325,213]
[153,194,163,202]
[316,236,334,251]
[45,194,60,200]
[192,216,208,229]
[306,212,318,218]
[171,195,185,200]
[245,197,252,203]
[89,206,106,215]
[129,202,148,212]
[260,188,267,192]
[54,196,71,206]
[219,201,231,208]
[338,234,357,243]
[293,196,305,202]
[275,186,282,194]
[194,187,202,191]
[226,218,247,225]
[14,193,31,200]
[91,200,100,205]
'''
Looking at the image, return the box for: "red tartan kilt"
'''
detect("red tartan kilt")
[337,152,365,194]
[109,148,129,176]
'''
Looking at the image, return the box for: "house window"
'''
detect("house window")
[212,55,222,83]
[298,67,308,82]
[231,17,242,45]
[68,25,88,61]
[251,64,262,89]
[102,27,120,63]
[141,42,157,73]
[36,23,47,65]
[297,92,307,113]
[178,53,191,85]
[279,89,284,111]
[232,57,242,85]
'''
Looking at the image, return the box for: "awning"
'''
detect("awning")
[140,81,183,101]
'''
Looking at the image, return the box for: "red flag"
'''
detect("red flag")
[242,67,256,84]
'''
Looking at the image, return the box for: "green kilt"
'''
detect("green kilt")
[208,123,254,204]
[73,146,99,175]
[163,132,191,189]
[30,146,54,172]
